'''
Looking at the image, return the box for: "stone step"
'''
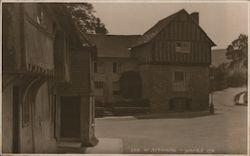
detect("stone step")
[103,110,114,116]
[57,141,82,148]
[57,141,86,153]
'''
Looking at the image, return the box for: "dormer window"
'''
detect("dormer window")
[175,41,190,53]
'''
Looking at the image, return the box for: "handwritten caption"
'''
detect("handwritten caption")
[130,147,215,154]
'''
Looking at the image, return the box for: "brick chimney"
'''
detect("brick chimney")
[190,12,199,24]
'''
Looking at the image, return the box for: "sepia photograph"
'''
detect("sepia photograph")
[1,0,249,155]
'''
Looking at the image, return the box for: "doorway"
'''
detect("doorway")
[60,96,81,138]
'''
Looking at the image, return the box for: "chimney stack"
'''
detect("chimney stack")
[190,12,199,24]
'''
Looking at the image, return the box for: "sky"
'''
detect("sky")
[92,2,248,49]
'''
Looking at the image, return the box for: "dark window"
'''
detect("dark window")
[169,98,191,111]
[94,62,104,73]
[113,81,119,90]
[113,62,117,73]
[174,71,185,82]
[94,62,97,73]
[95,81,104,89]
[113,81,120,95]
[175,41,190,53]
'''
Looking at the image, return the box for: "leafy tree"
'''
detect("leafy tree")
[224,34,248,86]
[226,34,248,67]
[209,34,248,90]
[119,71,142,99]
[66,3,108,34]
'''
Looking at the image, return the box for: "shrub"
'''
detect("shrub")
[119,71,142,99]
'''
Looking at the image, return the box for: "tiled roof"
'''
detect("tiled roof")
[131,10,179,48]
[85,34,141,57]
[131,9,216,48]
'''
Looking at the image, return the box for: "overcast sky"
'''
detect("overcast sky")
[92,2,248,49]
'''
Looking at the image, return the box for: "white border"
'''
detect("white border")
[0,0,249,156]
[0,0,250,3]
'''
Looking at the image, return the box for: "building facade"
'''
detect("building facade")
[2,3,97,153]
[85,35,140,105]
[131,9,216,112]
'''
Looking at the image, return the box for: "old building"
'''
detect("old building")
[2,3,97,153]
[85,34,140,105]
[130,9,216,112]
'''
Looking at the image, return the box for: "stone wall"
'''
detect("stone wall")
[94,58,138,103]
[139,64,209,112]
[2,79,57,153]
[2,84,14,153]
[31,82,56,153]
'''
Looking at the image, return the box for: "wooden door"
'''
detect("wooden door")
[60,96,81,139]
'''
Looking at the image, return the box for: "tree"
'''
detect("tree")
[225,34,248,86]
[119,71,142,99]
[66,3,108,34]
[226,34,248,67]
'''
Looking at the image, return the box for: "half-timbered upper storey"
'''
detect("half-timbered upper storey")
[3,3,92,81]
[23,3,56,74]
[130,9,216,65]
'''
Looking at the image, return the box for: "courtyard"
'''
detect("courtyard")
[91,87,248,154]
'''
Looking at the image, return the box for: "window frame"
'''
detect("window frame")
[174,71,186,82]
[175,41,191,53]
[113,62,121,73]
[94,81,104,89]
[113,62,117,73]
[172,71,188,92]
[112,81,120,95]
[94,62,104,74]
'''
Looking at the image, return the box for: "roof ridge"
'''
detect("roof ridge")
[131,8,216,48]
[84,33,141,58]
[141,9,182,36]
[157,9,187,23]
